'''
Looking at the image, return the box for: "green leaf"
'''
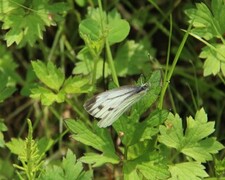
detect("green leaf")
[63,76,93,94]
[168,162,208,180]
[133,70,162,115]
[124,151,170,180]
[215,157,225,176]
[107,19,130,44]
[159,108,224,162]
[1,0,69,46]
[73,47,111,79]
[37,137,54,155]
[114,40,150,77]
[137,161,170,180]
[0,120,7,148]
[40,149,93,180]
[123,162,140,180]
[6,138,25,155]
[62,149,82,179]
[64,119,119,165]
[31,60,65,91]
[199,44,225,76]
[0,120,7,132]
[0,73,16,102]
[20,65,38,96]
[185,0,225,40]
[75,0,87,7]
[130,109,168,146]
[79,19,101,41]
[40,166,64,180]
[30,86,65,106]
[0,45,22,83]
[79,152,119,167]
[79,8,130,45]
[0,159,14,179]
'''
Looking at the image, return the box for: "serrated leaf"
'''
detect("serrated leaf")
[182,138,224,162]
[6,138,25,155]
[65,119,119,163]
[138,162,170,180]
[31,60,65,91]
[199,44,225,76]
[79,152,119,167]
[40,149,93,180]
[185,0,225,40]
[215,157,225,176]
[123,162,140,180]
[40,166,64,180]
[30,86,65,106]
[0,45,22,83]
[159,108,224,162]
[124,151,169,180]
[1,0,69,46]
[63,76,92,94]
[168,162,208,180]
[129,109,168,146]
[62,149,82,179]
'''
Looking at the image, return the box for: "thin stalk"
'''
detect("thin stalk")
[105,39,119,87]
[159,22,192,109]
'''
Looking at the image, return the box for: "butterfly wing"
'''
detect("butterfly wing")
[84,84,149,127]
[97,90,147,127]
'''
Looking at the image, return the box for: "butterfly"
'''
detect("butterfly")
[83,83,150,128]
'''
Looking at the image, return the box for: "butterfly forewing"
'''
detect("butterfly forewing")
[84,84,149,128]
[84,86,138,116]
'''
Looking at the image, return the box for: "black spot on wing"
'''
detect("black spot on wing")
[108,107,114,111]
[98,105,104,110]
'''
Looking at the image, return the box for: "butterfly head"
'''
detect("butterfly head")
[136,83,150,94]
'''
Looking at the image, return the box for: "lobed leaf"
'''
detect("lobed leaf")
[168,162,208,180]
[64,119,119,164]
[31,60,65,91]
[40,149,93,180]
[159,108,224,162]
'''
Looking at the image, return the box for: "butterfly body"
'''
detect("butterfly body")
[84,83,149,128]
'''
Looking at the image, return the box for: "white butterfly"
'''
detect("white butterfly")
[84,83,150,128]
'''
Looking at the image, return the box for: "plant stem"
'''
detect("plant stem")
[105,39,119,87]
[158,20,192,109]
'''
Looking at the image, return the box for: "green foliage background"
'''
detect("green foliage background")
[0,0,225,179]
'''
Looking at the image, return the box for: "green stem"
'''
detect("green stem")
[47,24,64,61]
[26,119,33,180]
[158,21,192,109]
[98,0,119,87]
[105,39,119,87]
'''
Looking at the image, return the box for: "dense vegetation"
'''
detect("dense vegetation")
[0,0,225,179]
